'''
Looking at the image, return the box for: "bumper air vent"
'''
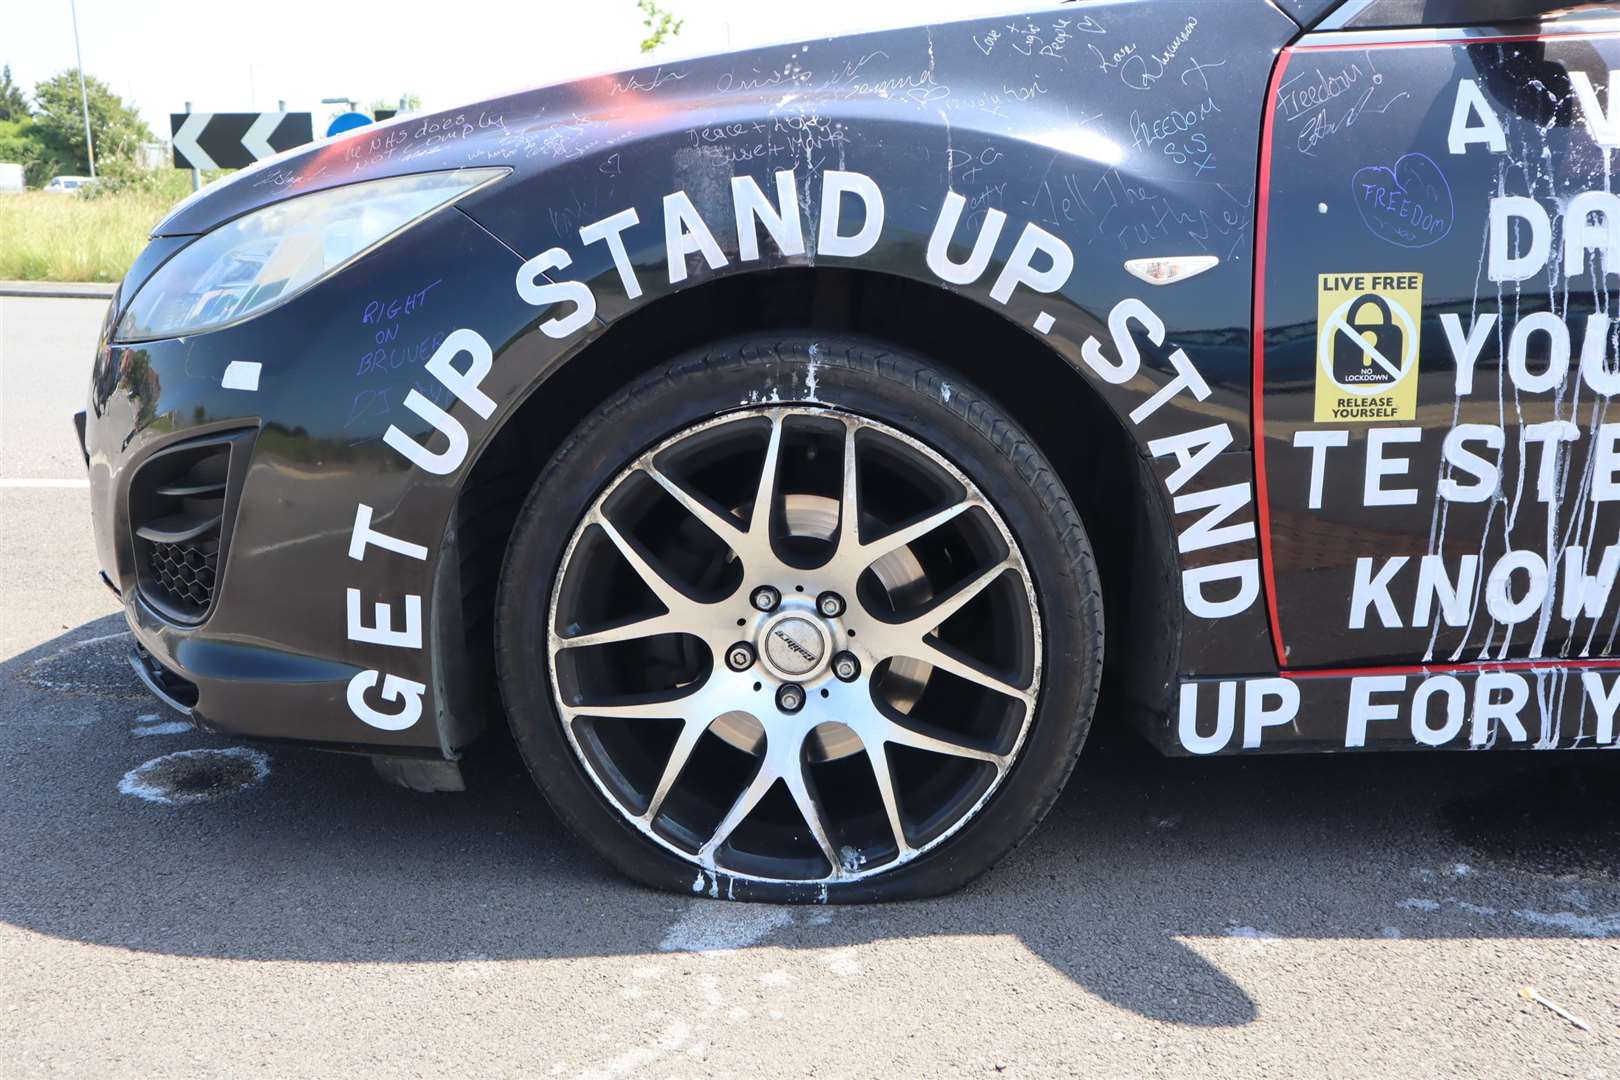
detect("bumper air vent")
[129,640,200,713]
[128,431,249,624]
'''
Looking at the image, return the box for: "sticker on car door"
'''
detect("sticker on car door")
[1314,271,1422,422]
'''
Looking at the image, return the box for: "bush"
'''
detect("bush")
[78,160,203,201]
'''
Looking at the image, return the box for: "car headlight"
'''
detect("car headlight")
[113,168,506,342]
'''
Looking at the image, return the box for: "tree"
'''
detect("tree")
[0,66,27,122]
[366,93,423,117]
[0,118,46,181]
[30,69,151,178]
[636,0,684,53]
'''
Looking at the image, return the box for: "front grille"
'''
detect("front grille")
[129,435,238,623]
[148,539,218,610]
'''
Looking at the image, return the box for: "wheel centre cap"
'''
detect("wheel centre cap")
[760,613,829,679]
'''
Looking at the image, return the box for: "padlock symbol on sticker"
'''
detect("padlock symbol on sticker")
[1332,294,1404,387]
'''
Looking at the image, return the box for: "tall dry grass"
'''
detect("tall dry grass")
[0,187,184,282]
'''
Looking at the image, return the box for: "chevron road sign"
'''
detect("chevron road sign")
[169,112,314,170]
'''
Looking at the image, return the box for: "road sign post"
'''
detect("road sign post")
[184,101,198,191]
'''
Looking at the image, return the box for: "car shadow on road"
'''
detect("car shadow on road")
[2,616,1617,1028]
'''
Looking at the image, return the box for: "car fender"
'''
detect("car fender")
[110,2,1299,751]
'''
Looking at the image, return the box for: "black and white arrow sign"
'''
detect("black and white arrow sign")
[169,112,314,170]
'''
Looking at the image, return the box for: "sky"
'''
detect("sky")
[6,0,1026,136]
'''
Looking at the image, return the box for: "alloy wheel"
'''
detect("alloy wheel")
[546,406,1041,885]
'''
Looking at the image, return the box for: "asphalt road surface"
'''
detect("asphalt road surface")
[2,295,1617,1078]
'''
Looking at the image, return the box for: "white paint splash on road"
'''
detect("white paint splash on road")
[131,718,192,737]
[658,901,792,954]
[576,1020,692,1080]
[117,748,270,805]
[1510,908,1620,938]
[820,946,864,976]
[1401,895,1619,938]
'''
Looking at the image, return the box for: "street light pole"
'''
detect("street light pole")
[69,0,96,177]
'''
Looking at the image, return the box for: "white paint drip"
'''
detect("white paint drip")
[758,969,791,987]
[1400,898,1442,912]
[658,900,792,954]
[805,358,820,401]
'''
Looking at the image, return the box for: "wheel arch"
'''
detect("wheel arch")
[447,266,1182,749]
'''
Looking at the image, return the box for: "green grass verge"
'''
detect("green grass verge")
[0,184,189,283]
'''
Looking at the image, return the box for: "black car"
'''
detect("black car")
[84,0,1620,901]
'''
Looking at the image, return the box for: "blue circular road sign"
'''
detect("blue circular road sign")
[326,111,371,137]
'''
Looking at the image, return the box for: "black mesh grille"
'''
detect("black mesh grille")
[129,437,235,623]
[147,539,219,611]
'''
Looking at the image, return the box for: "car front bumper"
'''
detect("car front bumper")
[82,207,541,755]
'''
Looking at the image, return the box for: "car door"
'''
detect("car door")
[1255,0,1620,669]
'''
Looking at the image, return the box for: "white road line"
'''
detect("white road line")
[0,479,90,488]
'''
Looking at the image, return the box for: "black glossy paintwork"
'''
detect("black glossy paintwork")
[1269,0,1338,28]
[89,1,1298,753]
[1259,30,1620,670]
[88,210,538,747]
[84,1,1620,759]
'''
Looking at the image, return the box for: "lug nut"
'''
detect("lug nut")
[725,642,755,672]
[776,683,806,713]
[751,585,781,612]
[832,652,861,682]
[817,591,845,617]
